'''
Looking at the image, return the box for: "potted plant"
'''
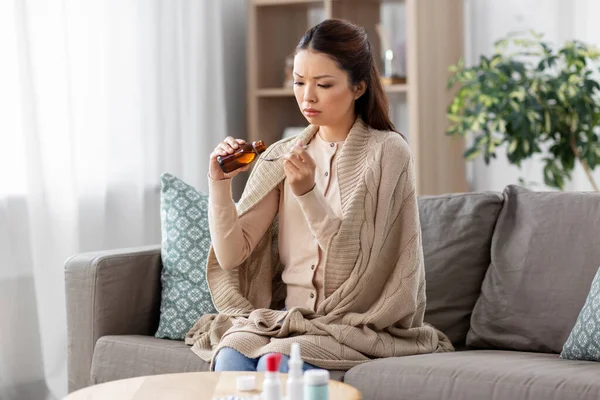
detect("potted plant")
[446,31,600,191]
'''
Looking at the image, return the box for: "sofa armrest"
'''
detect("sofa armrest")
[64,245,162,393]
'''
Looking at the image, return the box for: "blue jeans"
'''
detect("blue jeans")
[214,348,320,372]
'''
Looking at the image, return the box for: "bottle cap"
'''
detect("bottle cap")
[253,140,267,153]
[265,353,282,372]
[303,369,329,386]
[236,375,256,391]
[290,343,301,362]
[288,343,303,379]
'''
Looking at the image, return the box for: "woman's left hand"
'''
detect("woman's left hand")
[283,143,316,196]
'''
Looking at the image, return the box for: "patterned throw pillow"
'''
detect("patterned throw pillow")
[560,266,600,361]
[155,173,217,340]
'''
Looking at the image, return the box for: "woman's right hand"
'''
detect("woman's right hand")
[209,136,250,181]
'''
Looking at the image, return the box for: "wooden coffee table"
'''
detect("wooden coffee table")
[64,371,361,399]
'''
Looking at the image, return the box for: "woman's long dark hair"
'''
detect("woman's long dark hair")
[296,19,397,132]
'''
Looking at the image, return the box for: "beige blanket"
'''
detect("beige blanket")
[185,118,453,370]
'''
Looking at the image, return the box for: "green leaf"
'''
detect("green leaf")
[498,119,507,133]
[510,89,527,102]
[588,149,598,169]
[508,139,518,154]
[543,161,565,190]
[490,56,501,69]
[448,113,463,124]
[561,148,576,171]
[555,174,565,190]
[464,146,480,161]
[526,110,539,123]
[570,114,579,133]
[494,38,509,51]
[488,136,498,154]
[446,124,461,137]
[557,89,566,103]
[530,30,544,41]
[543,163,557,188]
[481,56,490,70]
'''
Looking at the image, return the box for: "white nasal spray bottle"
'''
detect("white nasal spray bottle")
[263,353,283,400]
[286,343,304,400]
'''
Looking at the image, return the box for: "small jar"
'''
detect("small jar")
[303,369,329,400]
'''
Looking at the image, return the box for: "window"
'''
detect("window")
[0,0,27,196]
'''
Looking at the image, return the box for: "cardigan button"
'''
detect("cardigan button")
[310,264,315,270]
[330,143,335,148]
[325,171,329,177]
[310,293,315,299]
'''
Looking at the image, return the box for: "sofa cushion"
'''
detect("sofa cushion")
[344,350,600,400]
[90,335,346,383]
[91,335,210,384]
[468,185,600,353]
[155,173,217,340]
[561,266,600,361]
[418,192,503,345]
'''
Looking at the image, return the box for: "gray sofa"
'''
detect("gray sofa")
[65,185,600,399]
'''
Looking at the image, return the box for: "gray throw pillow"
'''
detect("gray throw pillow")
[560,267,600,361]
[468,185,600,353]
[155,173,216,340]
[419,192,504,346]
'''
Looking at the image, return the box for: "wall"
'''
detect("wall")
[464,0,600,192]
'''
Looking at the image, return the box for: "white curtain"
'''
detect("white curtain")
[464,0,600,192]
[0,1,246,399]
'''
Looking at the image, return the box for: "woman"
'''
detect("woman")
[185,18,453,372]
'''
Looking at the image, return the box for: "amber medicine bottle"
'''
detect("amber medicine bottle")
[217,140,267,173]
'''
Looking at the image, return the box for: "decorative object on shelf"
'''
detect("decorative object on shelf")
[447,31,600,191]
[376,23,406,85]
[284,55,294,88]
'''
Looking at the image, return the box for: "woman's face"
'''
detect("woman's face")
[293,50,362,127]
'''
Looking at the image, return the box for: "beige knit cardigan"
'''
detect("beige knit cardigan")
[185,118,454,370]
